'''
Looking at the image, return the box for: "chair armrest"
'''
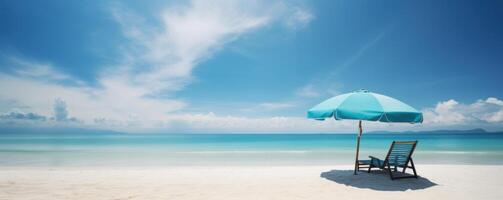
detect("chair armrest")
[369,156,384,168]
[369,156,381,160]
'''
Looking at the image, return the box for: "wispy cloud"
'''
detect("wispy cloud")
[295,26,393,100]
[4,1,501,133]
[285,7,314,30]
[6,57,85,86]
[0,0,314,131]
[295,82,341,99]
[332,28,389,76]
[110,0,312,95]
[295,84,320,98]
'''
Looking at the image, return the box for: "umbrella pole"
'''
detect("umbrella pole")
[354,120,362,175]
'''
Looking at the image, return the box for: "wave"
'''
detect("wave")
[177,150,311,154]
[418,151,503,155]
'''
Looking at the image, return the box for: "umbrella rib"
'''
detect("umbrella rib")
[384,113,391,122]
[369,93,386,122]
[377,112,385,122]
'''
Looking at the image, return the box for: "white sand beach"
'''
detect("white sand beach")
[1,165,502,200]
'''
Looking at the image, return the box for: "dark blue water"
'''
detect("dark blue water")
[1,133,502,166]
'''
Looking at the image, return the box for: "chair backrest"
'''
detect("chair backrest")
[384,141,418,166]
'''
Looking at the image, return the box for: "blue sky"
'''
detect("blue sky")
[0,0,502,133]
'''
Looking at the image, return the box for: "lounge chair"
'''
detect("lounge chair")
[368,141,418,180]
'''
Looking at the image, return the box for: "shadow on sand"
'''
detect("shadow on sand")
[320,170,437,191]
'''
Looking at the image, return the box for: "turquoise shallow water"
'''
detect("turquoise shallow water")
[1,133,503,166]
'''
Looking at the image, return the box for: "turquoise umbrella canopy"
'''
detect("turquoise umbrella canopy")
[308,89,423,123]
[307,89,423,175]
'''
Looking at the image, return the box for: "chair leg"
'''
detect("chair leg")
[387,164,395,180]
[410,158,418,178]
[354,161,359,175]
[402,165,408,173]
[367,166,372,173]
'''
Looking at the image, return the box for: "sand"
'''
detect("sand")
[0,165,502,200]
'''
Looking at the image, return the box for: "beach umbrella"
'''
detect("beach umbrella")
[307,89,423,175]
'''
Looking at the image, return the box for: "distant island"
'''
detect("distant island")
[368,128,497,134]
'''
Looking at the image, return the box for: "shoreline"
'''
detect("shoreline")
[1,162,503,169]
[1,164,502,200]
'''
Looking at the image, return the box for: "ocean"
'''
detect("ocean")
[1,133,502,167]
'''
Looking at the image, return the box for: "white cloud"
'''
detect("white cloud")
[140,111,430,133]
[0,0,313,131]
[4,1,502,133]
[0,70,186,123]
[422,97,503,126]
[487,110,503,123]
[156,97,503,132]
[1,51,501,133]
[423,99,467,125]
[166,98,503,133]
[2,80,503,132]
[258,102,295,110]
[235,102,296,115]
[486,97,503,106]
[151,112,369,133]
[110,0,313,95]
